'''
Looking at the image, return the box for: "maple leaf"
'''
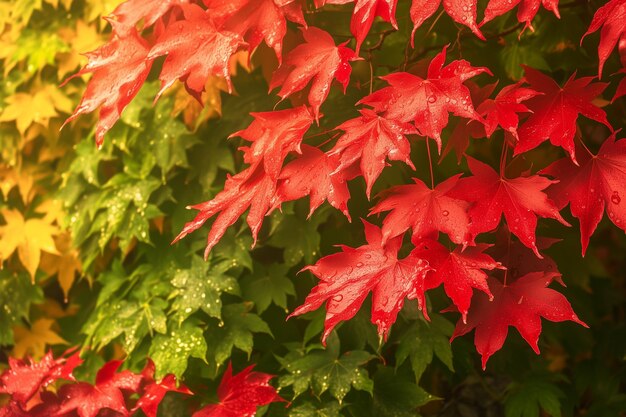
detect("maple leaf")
[175,107,313,256]
[174,166,275,258]
[477,82,540,139]
[0,85,72,135]
[110,0,190,34]
[290,221,430,341]
[273,145,355,218]
[192,362,284,417]
[57,360,143,417]
[515,66,611,163]
[0,209,59,281]
[370,175,471,246]
[581,0,626,78]
[414,240,502,323]
[449,157,569,257]
[233,106,315,180]
[359,46,490,151]
[62,22,153,147]
[450,272,587,369]
[12,319,68,360]
[40,232,82,301]
[541,133,626,255]
[316,0,398,53]
[410,0,484,44]
[270,27,358,120]
[57,20,103,79]
[134,359,192,417]
[205,0,306,61]
[481,0,560,33]
[329,109,417,198]
[0,350,82,407]
[147,4,243,101]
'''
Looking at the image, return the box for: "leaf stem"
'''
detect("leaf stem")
[426,138,435,189]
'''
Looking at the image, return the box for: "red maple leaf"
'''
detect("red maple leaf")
[57,360,144,417]
[481,0,560,33]
[414,239,502,323]
[515,66,611,163]
[370,175,471,246]
[62,22,153,147]
[233,106,315,180]
[582,0,626,78]
[410,0,484,43]
[147,4,243,101]
[359,46,490,151]
[205,0,306,61]
[290,221,430,341]
[0,350,82,408]
[273,145,356,218]
[192,363,283,417]
[450,272,587,369]
[449,157,569,257]
[174,107,313,256]
[270,27,359,119]
[110,0,190,34]
[329,109,418,197]
[541,133,626,255]
[174,166,276,257]
[478,82,540,139]
[315,0,398,53]
[134,360,192,417]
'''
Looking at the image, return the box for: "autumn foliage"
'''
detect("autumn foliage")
[1,0,626,416]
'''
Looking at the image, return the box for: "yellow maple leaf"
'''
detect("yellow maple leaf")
[0,209,59,280]
[40,232,82,300]
[172,76,228,131]
[0,165,36,203]
[0,85,72,135]
[12,318,68,359]
[57,20,102,79]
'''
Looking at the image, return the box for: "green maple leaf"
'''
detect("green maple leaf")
[169,255,239,324]
[278,335,374,403]
[289,400,342,417]
[149,320,208,379]
[241,263,295,313]
[212,228,254,271]
[0,271,43,344]
[83,259,171,354]
[396,314,454,381]
[368,367,435,416]
[206,302,272,365]
[504,375,565,417]
[268,208,330,266]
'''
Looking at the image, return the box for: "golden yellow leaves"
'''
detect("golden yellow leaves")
[0,84,73,136]
[41,233,82,300]
[57,20,102,79]
[12,318,68,359]
[0,209,59,280]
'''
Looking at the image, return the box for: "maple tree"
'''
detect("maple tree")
[1,0,626,416]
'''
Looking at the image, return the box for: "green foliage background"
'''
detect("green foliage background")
[0,0,625,416]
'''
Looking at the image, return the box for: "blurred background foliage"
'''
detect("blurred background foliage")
[0,0,624,416]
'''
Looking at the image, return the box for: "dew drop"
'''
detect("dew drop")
[333,294,344,302]
[611,191,621,205]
